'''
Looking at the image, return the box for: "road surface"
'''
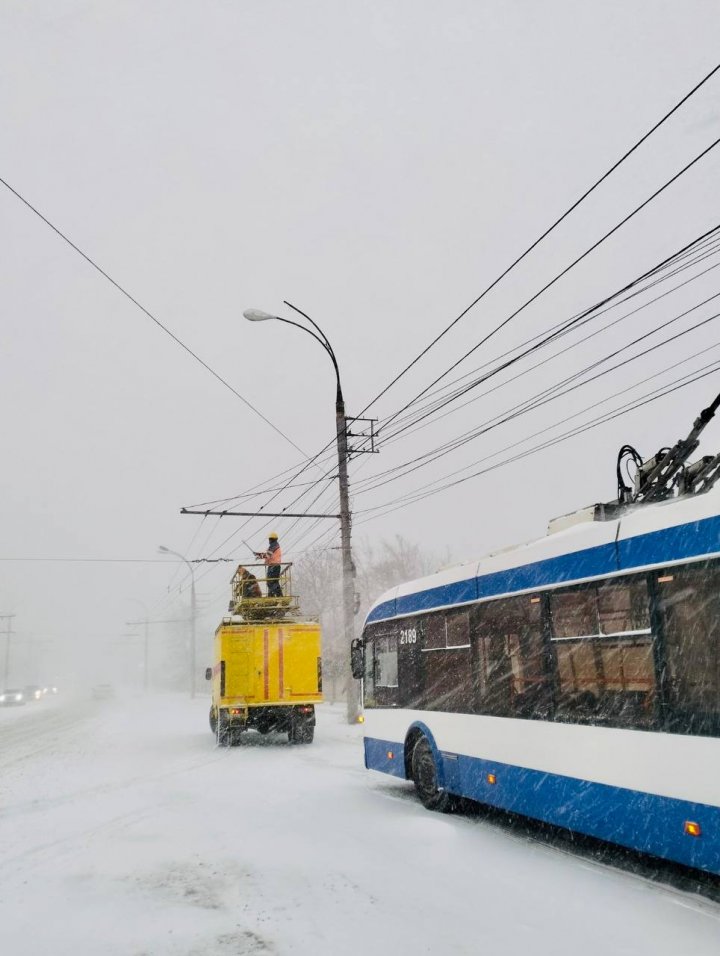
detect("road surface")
[2,694,719,955]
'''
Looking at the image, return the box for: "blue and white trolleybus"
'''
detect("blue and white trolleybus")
[352,408,720,876]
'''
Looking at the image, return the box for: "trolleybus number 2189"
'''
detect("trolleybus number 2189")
[399,628,417,645]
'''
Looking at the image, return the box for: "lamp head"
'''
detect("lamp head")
[158,545,169,554]
[243,309,277,323]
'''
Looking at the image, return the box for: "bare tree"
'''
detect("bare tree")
[293,536,445,702]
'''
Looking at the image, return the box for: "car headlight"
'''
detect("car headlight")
[15,694,22,701]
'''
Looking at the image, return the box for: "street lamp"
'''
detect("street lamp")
[243,305,359,723]
[158,545,197,699]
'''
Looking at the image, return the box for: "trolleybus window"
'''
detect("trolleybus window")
[473,596,549,718]
[376,634,399,689]
[362,624,399,708]
[550,578,655,729]
[657,562,720,737]
[421,610,473,712]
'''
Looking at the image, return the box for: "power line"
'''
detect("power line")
[361,343,720,507]
[0,174,313,460]
[357,299,720,497]
[354,62,720,418]
[356,361,720,522]
[378,134,720,437]
[379,233,720,442]
[0,557,185,563]
[351,232,720,490]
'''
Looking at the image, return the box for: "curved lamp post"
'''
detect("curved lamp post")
[158,545,197,699]
[243,306,359,723]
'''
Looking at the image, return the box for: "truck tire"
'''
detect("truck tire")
[411,736,454,812]
[209,707,218,734]
[216,716,231,748]
[289,721,314,745]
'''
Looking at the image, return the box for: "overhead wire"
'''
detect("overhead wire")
[376,133,720,438]
[0,174,316,462]
[359,342,720,508]
[349,62,720,421]
[356,297,720,497]
[356,358,720,522]
[378,231,720,442]
[348,235,720,490]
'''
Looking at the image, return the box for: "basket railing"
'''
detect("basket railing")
[229,562,299,617]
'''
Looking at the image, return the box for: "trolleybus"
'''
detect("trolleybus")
[352,487,720,875]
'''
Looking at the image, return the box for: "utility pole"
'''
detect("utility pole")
[1,614,17,687]
[142,615,149,692]
[335,381,360,722]
[126,614,189,694]
[243,304,367,723]
[157,547,197,698]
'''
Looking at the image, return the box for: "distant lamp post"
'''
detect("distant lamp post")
[158,546,197,698]
[128,598,151,693]
[243,306,359,723]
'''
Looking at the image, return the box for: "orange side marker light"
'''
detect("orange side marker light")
[387,751,394,760]
[487,773,497,785]
[684,821,702,837]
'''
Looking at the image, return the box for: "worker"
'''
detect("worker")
[238,566,262,600]
[256,532,283,597]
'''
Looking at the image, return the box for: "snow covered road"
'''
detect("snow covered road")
[2,694,719,955]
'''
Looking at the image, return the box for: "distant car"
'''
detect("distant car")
[0,688,25,706]
[23,685,43,702]
[42,685,58,695]
[91,684,114,700]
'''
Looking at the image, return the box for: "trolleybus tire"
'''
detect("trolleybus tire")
[411,736,454,812]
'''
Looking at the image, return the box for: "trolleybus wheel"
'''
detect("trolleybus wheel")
[411,736,454,812]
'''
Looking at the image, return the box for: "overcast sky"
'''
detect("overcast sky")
[1,1,719,684]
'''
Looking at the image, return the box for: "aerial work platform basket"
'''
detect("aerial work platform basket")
[229,562,300,620]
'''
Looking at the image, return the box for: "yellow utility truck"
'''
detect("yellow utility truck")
[205,562,322,745]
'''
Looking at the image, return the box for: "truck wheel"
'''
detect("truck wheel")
[209,707,217,734]
[216,717,231,748]
[289,722,314,745]
[411,736,454,812]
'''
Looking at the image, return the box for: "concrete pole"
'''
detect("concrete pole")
[190,570,197,699]
[1,615,16,687]
[157,548,197,699]
[143,616,150,693]
[336,396,360,723]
